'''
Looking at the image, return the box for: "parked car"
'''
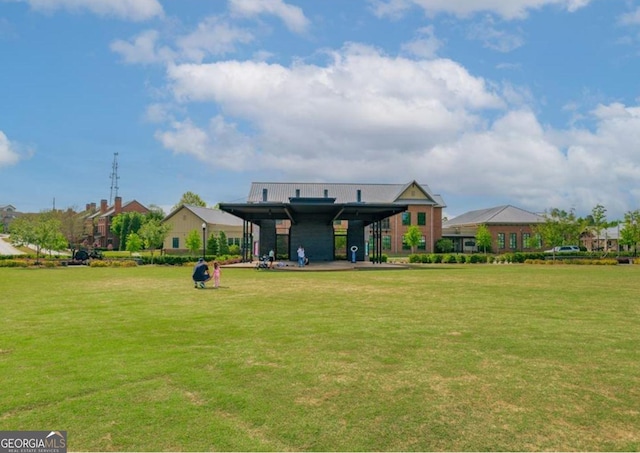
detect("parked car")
[544,246,580,253]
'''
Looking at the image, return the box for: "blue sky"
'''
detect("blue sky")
[2,0,640,220]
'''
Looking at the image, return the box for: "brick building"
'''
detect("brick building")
[442,205,545,253]
[86,197,150,249]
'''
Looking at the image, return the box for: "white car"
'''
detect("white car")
[545,245,580,253]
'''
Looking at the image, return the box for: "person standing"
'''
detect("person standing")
[297,245,305,267]
[268,249,275,269]
[213,261,221,288]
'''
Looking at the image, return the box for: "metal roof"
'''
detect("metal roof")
[247,181,445,207]
[164,205,245,226]
[443,205,545,227]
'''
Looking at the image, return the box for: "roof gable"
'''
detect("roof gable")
[395,181,435,203]
[164,205,244,226]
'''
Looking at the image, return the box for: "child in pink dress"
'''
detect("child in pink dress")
[213,261,221,288]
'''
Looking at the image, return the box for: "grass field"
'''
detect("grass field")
[1,264,638,451]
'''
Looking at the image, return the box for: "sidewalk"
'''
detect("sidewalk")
[0,234,25,255]
[226,260,408,271]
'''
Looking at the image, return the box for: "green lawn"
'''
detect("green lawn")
[1,265,638,451]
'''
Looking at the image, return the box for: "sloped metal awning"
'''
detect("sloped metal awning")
[219,198,408,226]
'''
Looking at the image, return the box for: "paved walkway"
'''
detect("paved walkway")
[0,234,24,255]
[227,260,409,271]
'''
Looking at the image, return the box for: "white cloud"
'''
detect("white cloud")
[0,131,22,167]
[176,16,254,62]
[111,17,254,65]
[467,15,524,52]
[154,117,255,171]
[153,41,640,216]
[110,29,175,64]
[370,0,591,20]
[618,7,640,26]
[10,0,163,21]
[229,0,310,34]
[158,44,504,180]
[400,26,443,58]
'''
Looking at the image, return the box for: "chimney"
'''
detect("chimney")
[91,202,96,211]
[100,199,108,213]
[85,203,91,211]
[115,196,122,214]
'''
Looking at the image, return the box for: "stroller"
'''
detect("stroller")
[255,255,270,270]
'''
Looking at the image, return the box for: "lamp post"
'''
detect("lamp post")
[201,222,206,260]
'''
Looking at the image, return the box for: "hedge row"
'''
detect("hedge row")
[409,253,633,265]
[0,255,243,268]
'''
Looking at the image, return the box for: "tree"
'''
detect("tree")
[9,212,67,262]
[403,225,422,254]
[111,212,144,251]
[125,232,143,255]
[620,210,640,256]
[218,231,230,255]
[534,208,582,258]
[206,232,219,256]
[138,219,171,263]
[589,204,607,252]
[145,204,165,222]
[172,192,206,211]
[435,238,454,253]
[185,229,202,256]
[475,224,492,254]
[54,207,85,256]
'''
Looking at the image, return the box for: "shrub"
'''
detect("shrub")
[468,254,485,264]
[442,254,457,264]
[408,254,422,263]
[0,259,28,268]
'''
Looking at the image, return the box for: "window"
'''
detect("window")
[417,212,426,226]
[509,233,517,249]
[534,233,542,248]
[418,235,426,250]
[522,233,531,249]
[497,233,505,249]
[172,237,179,249]
[324,189,328,198]
[402,212,411,225]
[381,218,390,229]
[382,235,391,250]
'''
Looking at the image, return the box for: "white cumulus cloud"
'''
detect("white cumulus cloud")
[370,0,592,20]
[7,0,164,21]
[229,0,310,34]
[0,131,22,167]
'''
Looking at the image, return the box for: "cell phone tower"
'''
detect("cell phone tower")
[109,152,120,205]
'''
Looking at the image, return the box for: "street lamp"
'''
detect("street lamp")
[201,222,206,260]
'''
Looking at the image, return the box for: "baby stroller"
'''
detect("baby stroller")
[255,255,270,270]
